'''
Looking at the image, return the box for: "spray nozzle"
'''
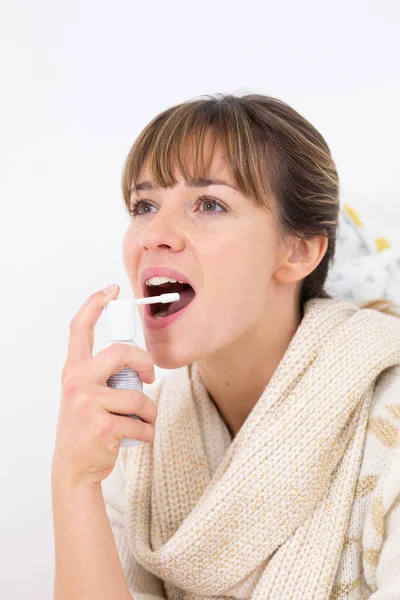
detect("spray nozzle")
[133,292,180,305]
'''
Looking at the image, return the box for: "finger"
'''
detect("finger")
[64,285,120,373]
[110,412,155,444]
[86,342,155,386]
[96,387,158,425]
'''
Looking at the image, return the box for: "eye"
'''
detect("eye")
[129,199,155,216]
[128,196,227,217]
[195,196,226,214]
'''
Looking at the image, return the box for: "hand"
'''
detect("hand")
[51,285,157,489]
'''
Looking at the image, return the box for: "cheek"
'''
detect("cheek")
[122,228,138,269]
[200,244,250,318]
[122,228,142,294]
[211,233,273,290]
[208,239,277,328]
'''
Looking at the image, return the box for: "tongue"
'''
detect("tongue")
[167,287,195,315]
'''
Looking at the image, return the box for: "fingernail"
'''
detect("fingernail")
[102,284,118,294]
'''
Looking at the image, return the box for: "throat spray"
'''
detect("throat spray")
[104,291,180,448]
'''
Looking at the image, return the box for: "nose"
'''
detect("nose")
[139,207,185,253]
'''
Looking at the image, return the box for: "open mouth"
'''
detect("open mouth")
[145,281,196,319]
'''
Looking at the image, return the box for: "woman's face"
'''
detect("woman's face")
[123,144,285,369]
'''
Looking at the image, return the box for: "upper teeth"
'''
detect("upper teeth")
[145,276,186,286]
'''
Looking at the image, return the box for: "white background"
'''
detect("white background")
[0,0,399,597]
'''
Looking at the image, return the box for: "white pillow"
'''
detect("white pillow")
[325,203,400,306]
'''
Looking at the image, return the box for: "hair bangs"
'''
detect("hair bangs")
[122,98,274,210]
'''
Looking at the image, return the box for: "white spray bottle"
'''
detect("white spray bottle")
[105,292,180,448]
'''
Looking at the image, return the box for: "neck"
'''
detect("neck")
[193,295,302,439]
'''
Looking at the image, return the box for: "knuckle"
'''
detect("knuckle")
[146,425,155,443]
[137,420,154,443]
[75,390,93,412]
[75,386,92,403]
[94,413,113,437]
[116,342,129,352]
[107,342,118,352]
[62,374,81,397]
[152,402,159,419]
[142,351,154,370]
[128,344,151,364]
[130,417,145,440]
[147,402,158,424]
[131,390,145,411]
[107,342,125,359]
[108,344,154,374]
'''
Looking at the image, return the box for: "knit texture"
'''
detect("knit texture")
[102,297,400,599]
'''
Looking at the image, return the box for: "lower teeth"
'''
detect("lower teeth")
[154,308,169,319]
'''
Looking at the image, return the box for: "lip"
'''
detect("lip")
[139,266,197,298]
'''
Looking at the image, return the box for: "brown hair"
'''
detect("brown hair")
[121,92,400,320]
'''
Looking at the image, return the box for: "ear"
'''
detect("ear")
[274,235,329,284]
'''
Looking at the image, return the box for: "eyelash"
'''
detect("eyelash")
[128,196,226,217]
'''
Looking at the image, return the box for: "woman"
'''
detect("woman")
[52,93,400,599]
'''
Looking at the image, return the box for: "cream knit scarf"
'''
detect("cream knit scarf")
[124,297,400,600]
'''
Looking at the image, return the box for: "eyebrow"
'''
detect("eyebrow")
[132,178,237,192]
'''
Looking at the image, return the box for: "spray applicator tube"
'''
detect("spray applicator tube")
[105,292,180,448]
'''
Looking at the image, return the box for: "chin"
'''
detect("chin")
[153,355,191,370]
[149,340,212,370]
